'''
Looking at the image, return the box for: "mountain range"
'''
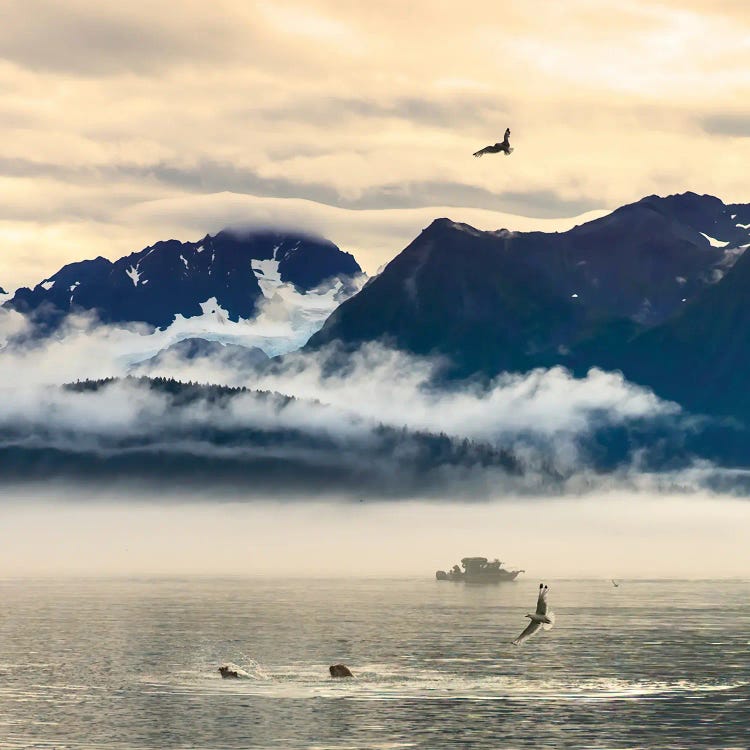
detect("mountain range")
[5,191,750,485]
[5,191,750,427]
[309,192,750,421]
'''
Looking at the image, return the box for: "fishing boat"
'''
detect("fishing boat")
[435,557,523,583]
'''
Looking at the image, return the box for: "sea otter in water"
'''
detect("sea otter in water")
[218,663,251,679]
[329,664,353,678]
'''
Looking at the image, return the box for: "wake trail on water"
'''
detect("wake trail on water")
[143,660,748,704]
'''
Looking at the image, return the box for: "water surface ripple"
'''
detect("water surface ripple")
[0,578,747,749]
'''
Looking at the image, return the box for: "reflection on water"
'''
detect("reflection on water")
[0,578,748,748]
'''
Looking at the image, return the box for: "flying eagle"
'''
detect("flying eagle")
[473,128,513,157]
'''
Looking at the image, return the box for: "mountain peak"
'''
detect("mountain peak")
[6,227,362,330]
[424,217,485,236]
[309,192,750,375]
[636,190,725,213]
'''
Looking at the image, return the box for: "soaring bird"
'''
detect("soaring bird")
[473,128,513,157]
[512,583,555,645]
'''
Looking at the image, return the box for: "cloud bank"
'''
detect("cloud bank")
[2,306,739,498]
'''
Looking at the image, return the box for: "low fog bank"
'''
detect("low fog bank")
[2,307,750,495]
[1,492,748,578]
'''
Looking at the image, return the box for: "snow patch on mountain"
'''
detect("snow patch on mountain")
[150,272,363,360]
[251,256,283,293]
[75,270,367,369]
[249,278,354,356]
[41,280,55,291]
[126,265,142,286]
[700,232,730,248]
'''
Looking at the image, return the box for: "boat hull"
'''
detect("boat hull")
[435,569,521,583]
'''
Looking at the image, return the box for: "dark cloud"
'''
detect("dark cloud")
[495,189,601,218]
[0,157,77,180]
[250,93,510,131]
[700,113,750,138]
[0,1,247,75]
[0,157,599,219]
[353,184,601,218]
[145,160,598,217]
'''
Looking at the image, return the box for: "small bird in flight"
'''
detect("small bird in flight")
[473,128,513,157]
[512,583,555,645]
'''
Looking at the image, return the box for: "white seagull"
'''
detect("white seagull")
[512,583,555,645]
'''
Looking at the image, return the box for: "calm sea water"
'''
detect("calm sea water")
[0,577,748,749]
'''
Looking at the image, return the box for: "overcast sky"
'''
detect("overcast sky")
[1,0,748,289]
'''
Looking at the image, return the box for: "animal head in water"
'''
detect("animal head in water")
[329,664,353,678]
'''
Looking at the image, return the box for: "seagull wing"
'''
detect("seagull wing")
[473,145,493,157]
[512,619,542,645]
[536,586,548,616]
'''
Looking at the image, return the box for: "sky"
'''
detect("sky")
[1,0,749,290]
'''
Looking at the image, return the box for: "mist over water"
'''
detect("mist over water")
[1,306,738,497]
[2,304,750,580]
[2,491,749,578]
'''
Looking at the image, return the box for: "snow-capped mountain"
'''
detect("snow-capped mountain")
[5,228,364,357]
